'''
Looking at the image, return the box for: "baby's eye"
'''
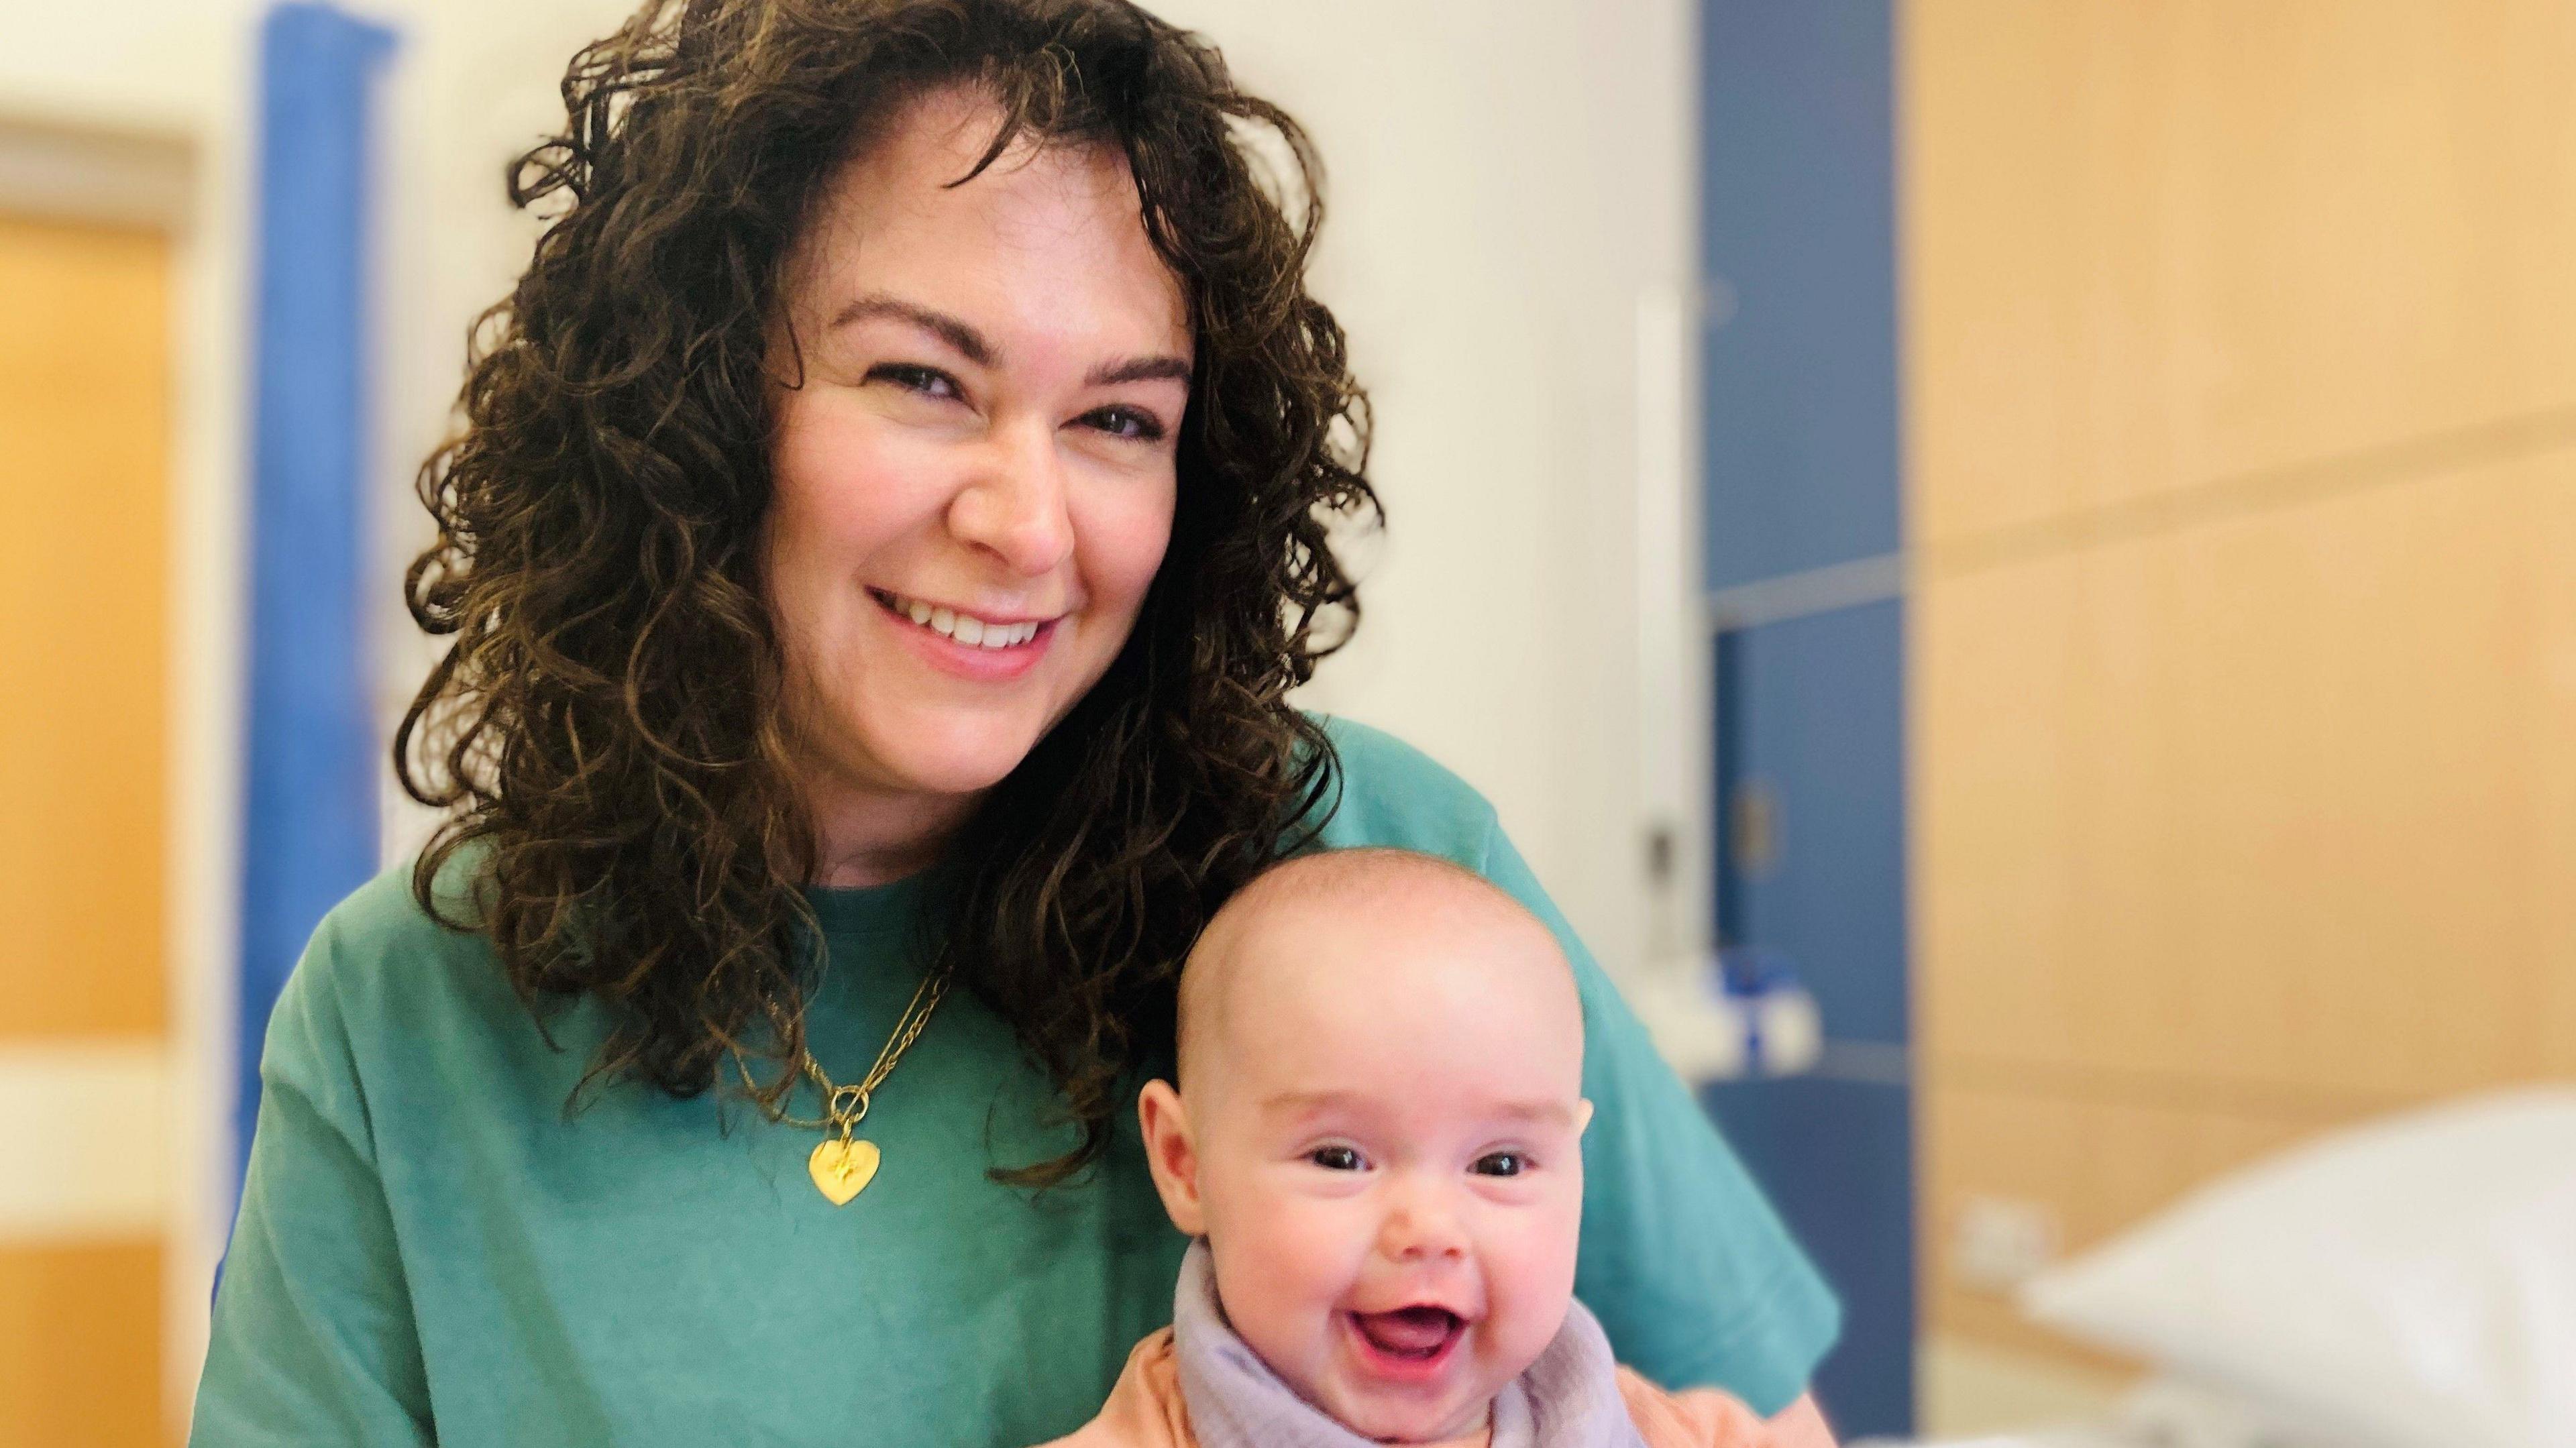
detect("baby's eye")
[1308,1145,1364,1172]
[1471,1152,1528,1178]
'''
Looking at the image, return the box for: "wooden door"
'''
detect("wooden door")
[0,210,174,1447]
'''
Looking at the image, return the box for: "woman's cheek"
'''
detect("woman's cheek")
[1075,469,1178,609]
[773,392,945,537]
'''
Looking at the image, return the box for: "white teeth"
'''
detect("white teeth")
[885,592,1044,648]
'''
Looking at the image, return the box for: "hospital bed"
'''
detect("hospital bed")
[1856,1087,2576,1448]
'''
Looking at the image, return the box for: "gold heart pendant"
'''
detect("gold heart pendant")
[808,1138,881,1205]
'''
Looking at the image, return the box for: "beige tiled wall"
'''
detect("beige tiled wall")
[1902,0,2576,1380]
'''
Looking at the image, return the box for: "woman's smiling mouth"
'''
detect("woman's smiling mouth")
[870,588,1054,649]
[869,588,1061,681]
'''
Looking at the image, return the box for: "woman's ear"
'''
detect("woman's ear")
[1136,1078,1206,1237]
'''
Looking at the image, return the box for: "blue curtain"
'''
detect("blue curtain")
[236,1,398,1201]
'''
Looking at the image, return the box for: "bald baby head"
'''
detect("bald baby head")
[1172,848,1581,1103]
[1134,848,1597,1437]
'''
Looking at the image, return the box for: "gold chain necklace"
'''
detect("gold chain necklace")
[737,966,953,1205]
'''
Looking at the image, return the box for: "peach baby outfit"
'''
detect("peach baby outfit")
[1044,1243,1774,1448]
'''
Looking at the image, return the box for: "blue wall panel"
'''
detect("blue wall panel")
[237,1,398,1199]
[1713,600,1908,1046]
[1701,1076,1915,1437]
[1700,0,1900,589]
[1699,0,1911,1425]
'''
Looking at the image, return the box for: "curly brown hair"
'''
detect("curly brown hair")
[396,0,1376,1186]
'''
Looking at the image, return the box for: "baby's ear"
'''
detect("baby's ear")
[1574,1099,1596,1137]
[1136,1078,1207,1237]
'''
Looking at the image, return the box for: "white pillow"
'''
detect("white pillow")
[2017,1086,2576,1448]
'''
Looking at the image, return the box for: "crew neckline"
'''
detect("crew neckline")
[802,869,933,941]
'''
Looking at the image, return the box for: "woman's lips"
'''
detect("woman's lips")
[869,588,1057,681]
[1342,1306,1466,1384]
[872,588,1053,648]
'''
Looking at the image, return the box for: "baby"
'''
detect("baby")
[1049,847,1776,1448]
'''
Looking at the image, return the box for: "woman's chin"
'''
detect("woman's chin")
[794,691,1089,825]
[858,716,1054,801]
[897,755,1028,801]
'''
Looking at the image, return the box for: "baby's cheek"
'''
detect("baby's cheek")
[1222,1202,1365,1325]
[1487,1211,1587,1366]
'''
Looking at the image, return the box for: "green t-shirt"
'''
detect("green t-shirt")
[191,717,1837,1446]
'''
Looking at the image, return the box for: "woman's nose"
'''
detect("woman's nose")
[947,419,1076,577]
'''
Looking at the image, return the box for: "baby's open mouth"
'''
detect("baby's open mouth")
[1350,1306,1463,1362]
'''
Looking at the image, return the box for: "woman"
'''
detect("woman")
[193,2,1841,1443]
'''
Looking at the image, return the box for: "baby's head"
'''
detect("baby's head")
[1137,848,1593,1443]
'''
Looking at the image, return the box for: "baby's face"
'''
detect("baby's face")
[1157,882,1590,1443]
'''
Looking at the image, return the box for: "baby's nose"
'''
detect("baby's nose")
[1377,1183,1469,1262]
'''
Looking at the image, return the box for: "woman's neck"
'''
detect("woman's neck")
[798,768,981,887]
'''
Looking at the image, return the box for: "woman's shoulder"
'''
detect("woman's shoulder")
[274,845,523,1047]
[1303,712,1500,865]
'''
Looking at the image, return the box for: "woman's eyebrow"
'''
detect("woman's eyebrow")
[828,292,1186,388]
[1086,355,1193,387]
[828,294,994,366]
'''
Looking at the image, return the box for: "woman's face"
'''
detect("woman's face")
[766,89,1189,835]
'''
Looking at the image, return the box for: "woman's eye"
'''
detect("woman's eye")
[1083,406,1165,442]
[868,363,960,400]
[1309,1145,1364,1172]
[1472,1152,1527,1178]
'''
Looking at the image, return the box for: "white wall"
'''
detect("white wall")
[1144,0,1705,983]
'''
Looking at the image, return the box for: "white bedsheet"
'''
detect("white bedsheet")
[1851,1378,2369,1448]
